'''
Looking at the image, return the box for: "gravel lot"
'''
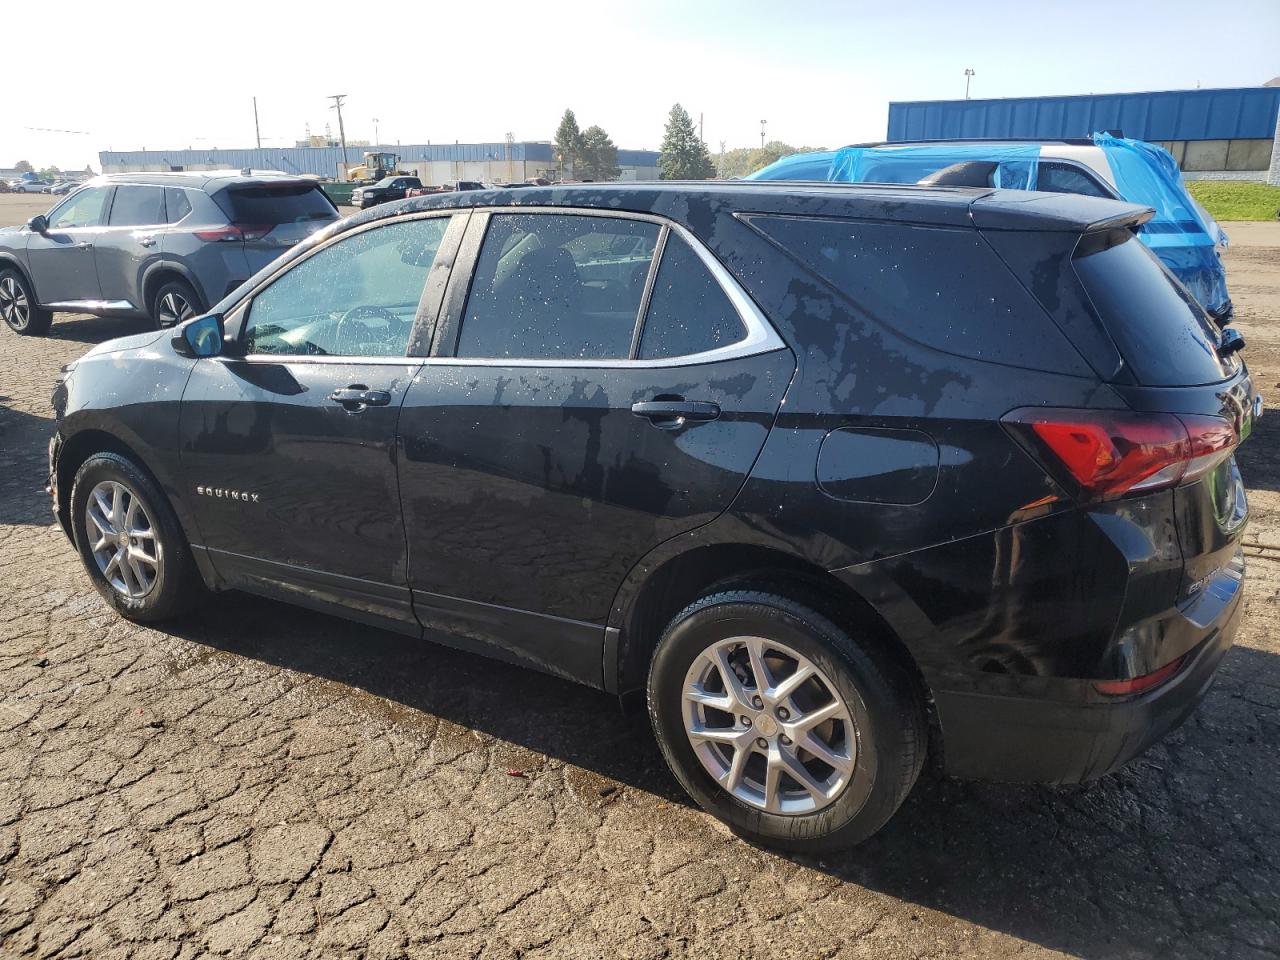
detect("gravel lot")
[0,191,1277,959]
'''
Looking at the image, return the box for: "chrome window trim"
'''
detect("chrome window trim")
[440,206,787,369]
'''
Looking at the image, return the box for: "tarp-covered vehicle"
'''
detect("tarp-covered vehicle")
[749,134,1233,322]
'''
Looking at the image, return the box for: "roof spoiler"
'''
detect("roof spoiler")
[970,193,1154,233]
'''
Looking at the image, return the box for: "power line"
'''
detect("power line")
[24,126,91,136]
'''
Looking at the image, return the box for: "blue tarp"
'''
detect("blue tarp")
[1091,133,1229,316]
[749,135,1231,317]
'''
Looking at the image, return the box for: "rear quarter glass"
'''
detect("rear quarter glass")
[741,214,1091,376]
[1073,229,1230,387]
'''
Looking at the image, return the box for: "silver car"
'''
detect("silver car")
[0,171,339,336]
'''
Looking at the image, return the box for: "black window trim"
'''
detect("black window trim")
[430,206,785,369]
[224,209,469,365]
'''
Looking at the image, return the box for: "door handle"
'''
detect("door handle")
[138,237,156,248]
[75,241,93,249]
[329,386,392,411]
[631,399,721,430]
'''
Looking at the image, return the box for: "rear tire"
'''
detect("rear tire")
[150,278,202,329]
[647,589,926,851]
[0,268,52,336]
[70,452,207,622]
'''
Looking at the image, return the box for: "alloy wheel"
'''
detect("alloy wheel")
[0,276,30,331]
[157,291,194,327]
[682,635,856,815]
[84,480,162,599]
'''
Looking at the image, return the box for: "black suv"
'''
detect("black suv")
[48,182,1255,850]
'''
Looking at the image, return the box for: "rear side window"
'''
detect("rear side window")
[457,214,659,360]
[108,186,164,226]
[639,235,745,359]
[1038,162,1112,199]
[217,184,337,225]
[745,215,1083,373]
[165,188,192,223]
[1073,230,1228,386]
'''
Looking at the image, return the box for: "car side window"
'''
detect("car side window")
[456,213,659,360]
[165,188,192,223]
[244,216,450,358]
[108,186,165,227]
[1037,162,1111,199]
[638,234,747,360]
[46,187,109,230]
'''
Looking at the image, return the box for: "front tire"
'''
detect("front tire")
[70,452,207,622]
[647,589,926,851]
[0,269,52,336]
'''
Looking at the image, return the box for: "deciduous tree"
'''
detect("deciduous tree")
[578,125,620,181]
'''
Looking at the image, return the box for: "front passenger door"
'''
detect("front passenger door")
[179,212,466,632]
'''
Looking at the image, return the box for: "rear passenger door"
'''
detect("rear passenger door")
[397,211,795,685]
[95,184,167,309]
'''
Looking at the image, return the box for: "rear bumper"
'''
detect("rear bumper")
[933,570,1242,784]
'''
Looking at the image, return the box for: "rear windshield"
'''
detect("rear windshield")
[216,184,337,225]
[1073,230,1229,386]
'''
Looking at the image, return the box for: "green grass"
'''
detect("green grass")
[1185,180,1280,221]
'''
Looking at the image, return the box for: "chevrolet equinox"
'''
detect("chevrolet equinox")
[47,182,1256,850]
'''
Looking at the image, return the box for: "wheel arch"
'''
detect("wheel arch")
[0,253,35,297]
[610,541,934,712]
[141,262,206,317]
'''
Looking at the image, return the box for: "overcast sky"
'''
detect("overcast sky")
[4,0,1278,172]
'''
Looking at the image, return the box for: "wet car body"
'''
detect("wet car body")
[49,181,1255,787]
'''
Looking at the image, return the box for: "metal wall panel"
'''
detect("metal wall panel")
[888,88,1280,143]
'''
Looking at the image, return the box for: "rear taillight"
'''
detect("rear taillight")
[1093,654,1186,696]
[1002,407,1238,501]
[192,224,273,243]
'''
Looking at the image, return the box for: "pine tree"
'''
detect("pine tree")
[658,104,715,180]
[553,109,583,178]
[578,125,620,181]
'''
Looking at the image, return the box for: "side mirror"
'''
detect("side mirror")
[1218,327,1246,358]
[172,314,225,358]
[26,214,47,234]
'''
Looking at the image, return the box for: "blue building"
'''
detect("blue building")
[887,85,1280,182]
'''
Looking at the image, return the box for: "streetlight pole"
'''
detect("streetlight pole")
[253,96,261,149]
[964,68,975,100]
[372,117,380,147]
[328,94,349,170]
[760,119,767,149]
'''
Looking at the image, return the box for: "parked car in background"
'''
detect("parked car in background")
[0,171,338,336]
[441,180,485,192]
[48,181,80,196]
[750,135,1234,322]
[405,185,445,199]
[351,175,423,209]
[47,180,1254,850]
[0,181,10,194]
[12,179,54,193]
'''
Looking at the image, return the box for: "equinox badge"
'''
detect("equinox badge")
[196,486,259,503]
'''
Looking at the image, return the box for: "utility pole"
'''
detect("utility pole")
[372,117,380,146]
[760,119,767,149]
[328,94,349,169]
[699,113,704,143]
[964,68,975,100]
[253,97,261,149]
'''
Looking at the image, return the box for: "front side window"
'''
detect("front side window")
[244,216,450,357]
[457,213,659,360]
[108,186,165,227]
[46,187,109,229]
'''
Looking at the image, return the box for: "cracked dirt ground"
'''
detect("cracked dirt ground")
[0,199,1277,958]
